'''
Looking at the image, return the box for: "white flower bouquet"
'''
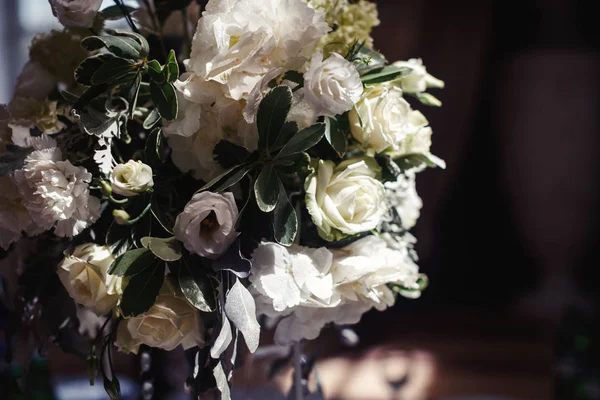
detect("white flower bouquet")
[0,0,444,398]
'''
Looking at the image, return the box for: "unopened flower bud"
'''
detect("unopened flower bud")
[113,210,131,225]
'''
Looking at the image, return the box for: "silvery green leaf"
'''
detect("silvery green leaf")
[213,362,231,400]
[211,312,233,359]
[254,165,280,212]
[224,278,260,353]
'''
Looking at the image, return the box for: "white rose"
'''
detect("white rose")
[115,280,205,354]
[57,244,123,316]
[393,58,444,94]
[174,191,239,259]
[187,0,329,100]
[250,242,340,313]
[305,158,386,240]
[163,75,258,182]
[110,160,154,197]
[0,177,38,250]
[49,0,103,28]
[12,138,101,237]
[349,84,429,154]
[304,52,363,117]
[332,235,422,308]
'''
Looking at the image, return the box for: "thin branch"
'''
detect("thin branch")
[113,0,140,34]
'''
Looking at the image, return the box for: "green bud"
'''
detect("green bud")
[87,355,98,386]
[416,92,442,107]
[113,210,131,225]
[100,180,113,197]
[104,376,121,400]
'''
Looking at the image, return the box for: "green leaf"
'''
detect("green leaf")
[150,81,178,120]
[101,5,138,21]
[145,127,167,165]
[198,162,256,193]
[72,84,108,112]
[394,153,446,171]
[178,256,216,312]
[210,239,251,278]
[141,237,182,262]
[75,54,112,86]
[272,183,297,246]
[282,70,304,87]
[257,86,293,151]
[120,260,165,317]
[90,56,138,85]
[78,96,128,138]
[143,108,161,130]
[361,65,412,85]
[126,72,142,117]
[151,199,175,234]
[270,121,298,153]
[276,123,325,159]
[254,165,280,212]
[81,35,143,60]
[352,47,386,74]
[109,247,155,276]
[147,60,164,83]
[164,49,179,83]
[105,221,133,256]
[111,29,149,58]
[213,140,251,169]
[324,117,347,157]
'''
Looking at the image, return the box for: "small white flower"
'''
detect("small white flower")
[187,0,329,100]
[305,157,386,240]
[382,173,422,231]
[393,58,444,94]
[110,160,154,197]
[115,280,205,354]
[174,191,239,259]
[0,177,38,250]
[57,244,123,316]
[304,52,363,117]
[12,138,101,237]
[49,0,103,28]
[349,83,429,154]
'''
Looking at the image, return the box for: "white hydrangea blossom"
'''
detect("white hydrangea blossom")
[381,173,422,231]
[12,136,100,237]
[187,0,329,100]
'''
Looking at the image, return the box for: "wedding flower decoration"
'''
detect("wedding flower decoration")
[0,0,444,398]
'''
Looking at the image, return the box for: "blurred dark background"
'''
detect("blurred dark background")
[1,0,600,399]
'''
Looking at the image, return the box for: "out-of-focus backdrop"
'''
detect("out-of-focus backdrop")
[1,0,599,399]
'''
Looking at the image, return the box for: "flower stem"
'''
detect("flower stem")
[292,342,304,400]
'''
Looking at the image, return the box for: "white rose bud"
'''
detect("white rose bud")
[349,84,428,154]
[115,280,205,354]
[57,244,124,316]
[304,52,364,117]
[110,160,154,197]
[305,158,386,241]
[174,192,239,259]
[393,58,445,93]
[49,0,103,28]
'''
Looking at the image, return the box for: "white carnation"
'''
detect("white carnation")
[12,138,100,237]
[304,52,363,117]
[49,0,103,28]
[393,58,444,94]
[187,0,329,100]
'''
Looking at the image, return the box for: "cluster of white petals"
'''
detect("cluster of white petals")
[250,235,422,344]
[49,0,103,28]
[12,137,100,237]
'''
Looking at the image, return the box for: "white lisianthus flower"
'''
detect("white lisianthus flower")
[163,75,258,182]
[250,242,340,313]
[304,52,363,117]
[57,244,124,316]
[332,235,422,309]
[393,58,444,94]
[115,280,205,354]
[174,192,239,259]
[187,0,329,100]
[110,160,154,197]
[305,158,386,241]
[12,137,101,237]
[382,173,422,231]
[0,177,38,250]
[349,84,430,154]
[49,0,103,28]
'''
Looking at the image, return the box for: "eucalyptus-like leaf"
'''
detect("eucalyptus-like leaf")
[120,260,165,317]
[361,65,412,85]
[150,81,178,120]
[81,35,143,60]
[224,278,260,353]
[275,123,325,159]
[254,165,280,212]
[211,311,233,359]
[257,86,293,151]
[198,162,256,193]
[272,183,297,246]
[352,46,387,74]
[178,257,215,312]
[108,247,155,276]
[141,237,182,261]
[213,362,231,400]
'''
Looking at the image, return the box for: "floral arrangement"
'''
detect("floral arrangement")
[0,0,444,398]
